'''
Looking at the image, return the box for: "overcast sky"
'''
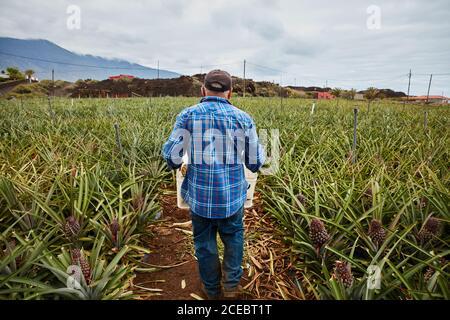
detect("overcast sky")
[0,0,449,94]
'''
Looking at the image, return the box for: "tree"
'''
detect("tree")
[364,87,379,112]
[6,67,24,80]
[342,88,357,100]
[24,69,35,82]
[331,88,343,107]
[348,88,357,100]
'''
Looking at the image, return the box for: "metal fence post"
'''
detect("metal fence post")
[352,108,358,164]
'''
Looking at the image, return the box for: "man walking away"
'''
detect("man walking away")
[162,70,265,299]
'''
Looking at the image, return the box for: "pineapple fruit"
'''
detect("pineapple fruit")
[71,248,91,284]
[333,261,353,288]
[295,193,307,208]
[110,218,120,248]
[309,218,330,251]
[368,219,386,247]
[64,216,80,241]
[418,217,441,243]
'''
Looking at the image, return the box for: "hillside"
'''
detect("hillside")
[0,37,179,82]
[69,74,298,98]
[2,73,408,99]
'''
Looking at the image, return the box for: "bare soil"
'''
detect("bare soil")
[133,192,304,300]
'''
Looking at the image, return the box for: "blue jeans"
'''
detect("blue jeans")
[191,207,244,297]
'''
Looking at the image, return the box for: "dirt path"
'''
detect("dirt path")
[133,193,305,300]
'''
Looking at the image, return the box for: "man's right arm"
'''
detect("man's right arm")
[162,111,190,170]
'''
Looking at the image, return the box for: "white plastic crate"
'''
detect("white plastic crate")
[176,163,258,209]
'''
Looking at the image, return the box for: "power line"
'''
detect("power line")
[171,62,241,74]
[0,50,242,76]
[299,74,407,82]
[412,73,450,76]
[0,51,153,71]
[246,60,409,83]
[246,61,283,74]
[1,50,446,90]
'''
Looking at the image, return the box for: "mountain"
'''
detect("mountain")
[0,37,180,82]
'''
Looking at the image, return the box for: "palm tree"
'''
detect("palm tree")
[364,87,379,112]
[24,69,35,82]
[6,67,24,80]
[331,88,343,107]
[348,88,357,100]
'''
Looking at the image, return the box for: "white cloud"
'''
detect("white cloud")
[0,0,449,94]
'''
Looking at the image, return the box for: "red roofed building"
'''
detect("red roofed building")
[109,74,135,80]
[406,95,448,104]
[314,91,335,99]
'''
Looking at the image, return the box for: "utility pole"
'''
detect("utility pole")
[279,74,283,107]
[406,69,411,102]
[426,74,433,104]
[294,77,297,87]
[51,69,55,97]
[157,60,160,79]
[243,59,246,98]
[325,80,328,89]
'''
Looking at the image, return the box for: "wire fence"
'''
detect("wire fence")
[1,50,449,96]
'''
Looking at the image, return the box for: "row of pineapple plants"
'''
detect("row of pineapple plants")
[256,99,449,299]
[1,96,449,299]
[0,97,176,299]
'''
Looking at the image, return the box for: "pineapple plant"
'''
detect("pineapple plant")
[418,217,441,243]
[333,261,353,288]
[418,197,428,209]
[64,215,81,241]
[110,218,120,249]
[295,193,307,208]
[79,254,91,285]
[309,218,330,254]
[70,164,77,178]
[424,258,447,283]
[71,248,81,265]
[368,219,386,248]
[423,266,434,283]
[131,194,144,212]
[1,96,449,300]
[364,187,373,198]
[71,248,91,284]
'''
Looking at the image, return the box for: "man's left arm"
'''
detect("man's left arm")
[244,119,266,173]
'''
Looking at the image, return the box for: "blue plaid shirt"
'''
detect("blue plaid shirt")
[162,96,265,218]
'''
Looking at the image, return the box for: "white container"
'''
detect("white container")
[176,164,258,209]
[176,154,190,209]
[244,168,258,208]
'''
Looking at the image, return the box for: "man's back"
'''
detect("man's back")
[162,96,265,218]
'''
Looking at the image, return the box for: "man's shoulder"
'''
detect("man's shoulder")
[179,100,254,125]
[227,104,254,125]
[177,104,201,119]
[180,101,209,114]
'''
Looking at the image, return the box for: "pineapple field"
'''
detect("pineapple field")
[0,96,449,300]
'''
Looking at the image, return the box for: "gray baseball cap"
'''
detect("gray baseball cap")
[204,69,232,92]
